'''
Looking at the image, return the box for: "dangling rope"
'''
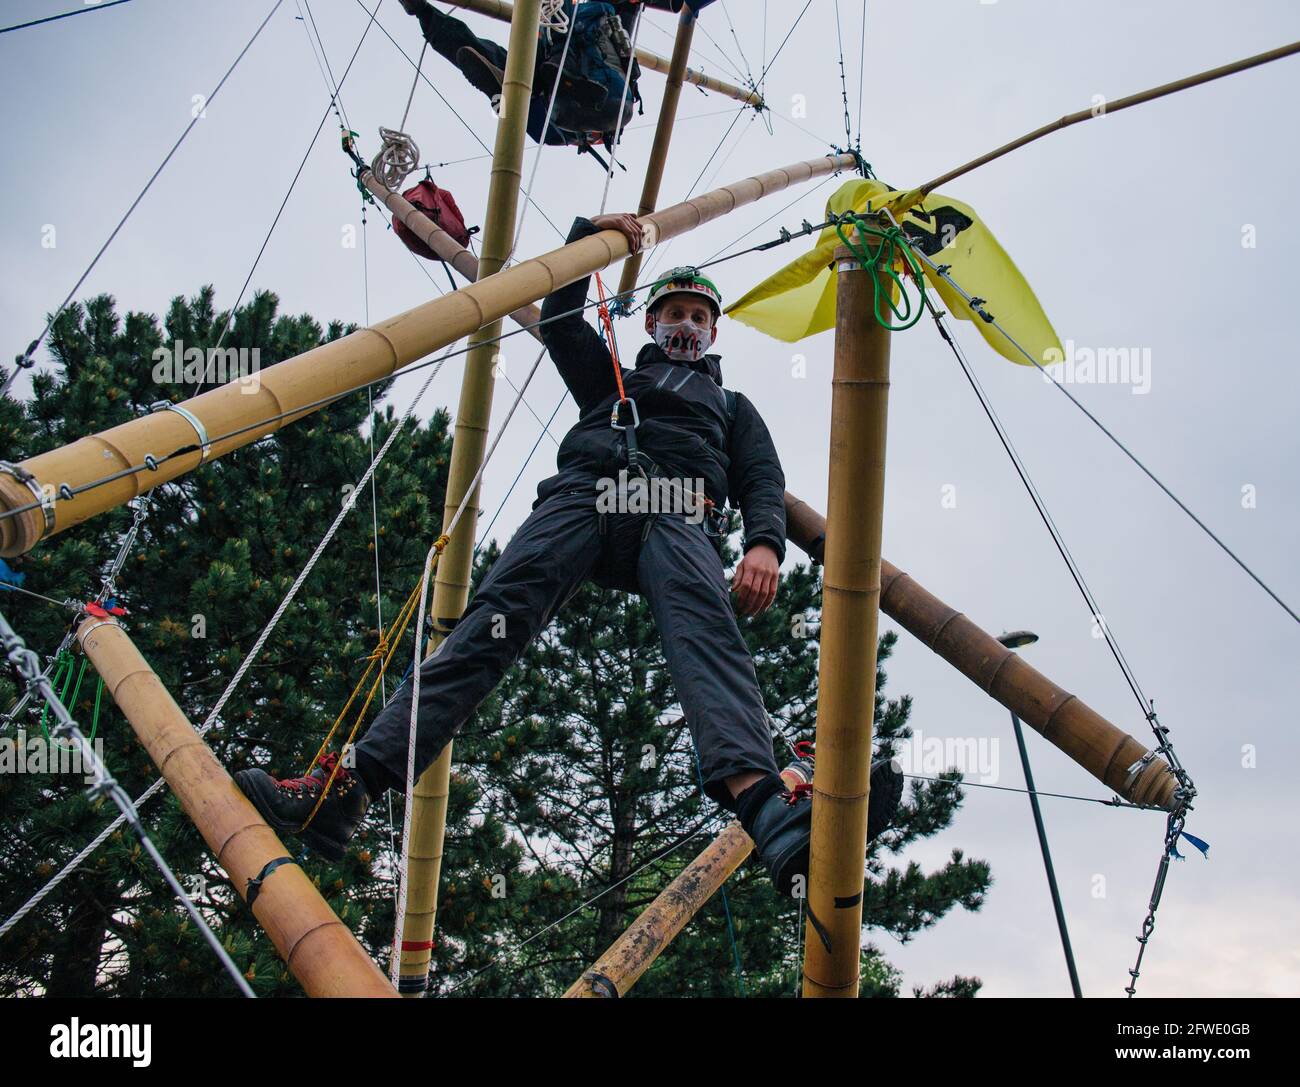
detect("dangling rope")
[388,345,552,985]
[597,5,645,215]
[834,214,926,331]
[539,0,570,33]
[371,42,427,189]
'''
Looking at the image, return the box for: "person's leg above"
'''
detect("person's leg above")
[235,490,600,859]
[401,0,508,99]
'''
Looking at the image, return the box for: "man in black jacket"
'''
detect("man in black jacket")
[235,213,902,900]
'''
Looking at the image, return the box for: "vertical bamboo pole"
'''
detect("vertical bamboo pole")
[617,7,695,300]
[394,0,542,997]
[802,234,892,997]
[75,617,396,997]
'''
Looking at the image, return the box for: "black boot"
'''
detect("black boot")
[737,758,904,900]
[234,752,370,862]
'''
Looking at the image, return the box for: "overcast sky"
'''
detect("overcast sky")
[3,0,1298,998]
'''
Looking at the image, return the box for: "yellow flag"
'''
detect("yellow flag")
[725,178,1062,367]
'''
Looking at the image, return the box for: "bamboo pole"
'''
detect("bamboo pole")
[438,0,763,107]
[800,237,891,998]
[564,765,806,998]
[782,494,1177,810]
[616,7,695,300]
[917,40,1300,199]
[565,823,752,998]
[74,615,396,997]
[394,0,543,997]
[0,151,857,557]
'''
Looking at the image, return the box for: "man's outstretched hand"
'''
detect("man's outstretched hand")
[732,543,780,617]
[590,213,643,254]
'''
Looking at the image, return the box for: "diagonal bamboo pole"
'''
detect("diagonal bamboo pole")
[359,170,543,335]
[564,822,753,998]
[782,494,1178,810]
[616,6,695,299]
[0,152,856,557]
[75,616,396,997]
[801,237,890,997]
[395,0,542,998]
[439,0,763,107]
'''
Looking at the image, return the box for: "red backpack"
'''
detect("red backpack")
[392,178,475,261]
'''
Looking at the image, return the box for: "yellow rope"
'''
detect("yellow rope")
[298,532,454,830]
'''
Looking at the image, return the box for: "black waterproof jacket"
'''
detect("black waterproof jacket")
[536,217,787,561]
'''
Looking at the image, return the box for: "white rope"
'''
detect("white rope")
[539,0,570,33]
[508,1,583,263]
[371,38,428,191]
[598,5,644,215]
[372,126,421,190]
[389,345,549,984]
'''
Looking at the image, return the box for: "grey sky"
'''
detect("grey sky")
[2,0,1298,997]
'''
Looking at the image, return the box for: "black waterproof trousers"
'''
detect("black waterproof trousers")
[351,488,779,810]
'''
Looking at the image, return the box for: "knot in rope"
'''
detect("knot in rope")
[433,533,450,554]
[539,0,570,33]
[835,215,927,332]
[371,127,420,190]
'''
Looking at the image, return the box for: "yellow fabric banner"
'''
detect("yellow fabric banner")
[724,179,1062,367]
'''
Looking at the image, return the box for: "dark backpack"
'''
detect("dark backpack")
[538,2,641,146]
[392,179,474,261]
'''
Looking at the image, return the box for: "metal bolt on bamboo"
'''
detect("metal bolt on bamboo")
[802,234,892,998]
[0,152,857,557]
[439,0,764,107]
[75,616,396,997]
[616,7,696,300]
[395,0,543,997]
[781,494,1178,810]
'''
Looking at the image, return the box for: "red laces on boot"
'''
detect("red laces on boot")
[278,751,342,794]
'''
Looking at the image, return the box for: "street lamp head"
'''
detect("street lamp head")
[998,630,1039,649]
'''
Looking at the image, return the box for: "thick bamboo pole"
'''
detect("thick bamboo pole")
[0,152,856,557]
[74,616,396,998]
[616,7,694,299]
[395,0,543,997]
[564,823,753,998]
[801,239,891,998]
[782,494,1177,810]
[439,0,763,107]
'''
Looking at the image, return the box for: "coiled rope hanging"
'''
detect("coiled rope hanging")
[371,41,427,189]
[540,0,570,34]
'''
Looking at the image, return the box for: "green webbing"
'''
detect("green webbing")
[39,649,105,746]
[834,215,927,332]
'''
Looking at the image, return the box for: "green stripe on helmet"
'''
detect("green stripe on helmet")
[647,266,723,317]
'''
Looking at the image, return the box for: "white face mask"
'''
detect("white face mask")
[653,318,712,362]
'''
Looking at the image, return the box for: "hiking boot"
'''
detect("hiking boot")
[738,758,904,899]
[457,46,506,99]
[234,752,369,862]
